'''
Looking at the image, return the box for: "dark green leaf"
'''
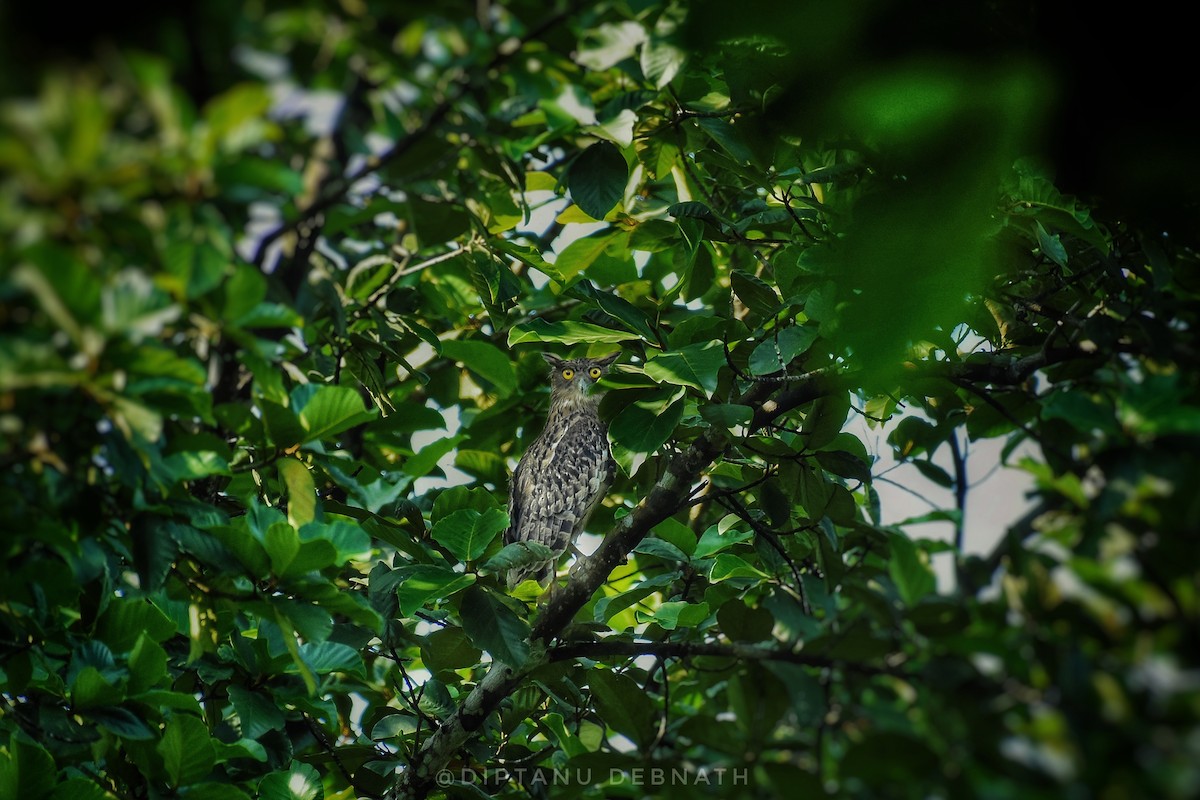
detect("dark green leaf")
[158,714,216,787]
[730,270,780,317]
[395,565,477,616]
[748,326,818,375]
[802,391,850,450]
[888,532,937,606]
[588,669,657,747]
[459,586,530,667]
[608,389,684,474]
[228,686,286,740]
[568,141,628,220]
[0,732,56,800]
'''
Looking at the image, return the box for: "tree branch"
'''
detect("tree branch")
[547,638,898,676]
[387,344,1103,798]
[389,374,816,798]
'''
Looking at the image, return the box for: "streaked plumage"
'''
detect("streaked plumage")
[505,352,618,587]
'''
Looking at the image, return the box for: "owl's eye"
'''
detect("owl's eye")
[588,367,602,379]
[561,368,574,380]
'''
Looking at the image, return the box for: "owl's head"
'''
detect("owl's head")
[542,352,619,396]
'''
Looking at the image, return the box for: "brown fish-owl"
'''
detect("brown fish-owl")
[505,351,619,587]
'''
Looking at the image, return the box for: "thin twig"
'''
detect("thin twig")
[714,493,812,614]
[548,639,897,675]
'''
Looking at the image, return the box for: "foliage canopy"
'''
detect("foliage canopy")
[2,1,1197,799]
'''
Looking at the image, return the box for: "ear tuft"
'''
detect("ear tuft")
[541,352,565,367]
[594,351,619,367]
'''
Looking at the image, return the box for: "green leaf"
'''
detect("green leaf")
[405,433,467,479]
[748,327,818,375]
[542,712,589,758]
[700,403,754,429]
[128,633,168,694]
[258,762,323,800]
[667,200,717,221]
[421,627,482,677]
[587,108,638,149]
[0,732,56,800]
[275,598,334,643]
[632,537,690,563]
[163,239,227,300]
[228,686,286,740]
[730,270,780,317]
[1035,220,1068,267]
[594,579,670,625]
[395,565,477,616]
[87,707,156,740]
[695,116,754,164]
[157,714,216,787]
[608,389,684,475]
[554,230,622,281]
[431,508,508,562]
[640,39,686,89]
[802,391,851,450]
[651,517,696,557]
[264,520,301,575]
[441,339,518,398]
[588,669,657,747]
[459,586,530,666]
[478,540,556,575]
[259,400,306,448]
[643,340,726,396]
[298,642,365,676]
[913,459,954,488]
[568,141,628,220]
[48,779,113,800]
[648,600,710,630]
[278,458,316,528]
[297,385,375,443]
[693,518,754,559]
[717,600,775,642]
[888,532,937,606]
[507,319,639,346]
[576,20,647,71]
[130,515,178,592]
[432,485,501,523]
[179,784,253,800]
[493,240,563,282]
[815,449,873,483]
[1042,390,1117,435]
[95,598,177,651]
[708,554,767,582]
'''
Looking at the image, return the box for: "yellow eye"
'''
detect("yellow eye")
[588,367,602,379]
[561,368,574,380]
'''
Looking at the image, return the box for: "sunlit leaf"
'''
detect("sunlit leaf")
[643,340,726,396]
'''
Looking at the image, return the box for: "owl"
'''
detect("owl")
[505,351,619,588]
